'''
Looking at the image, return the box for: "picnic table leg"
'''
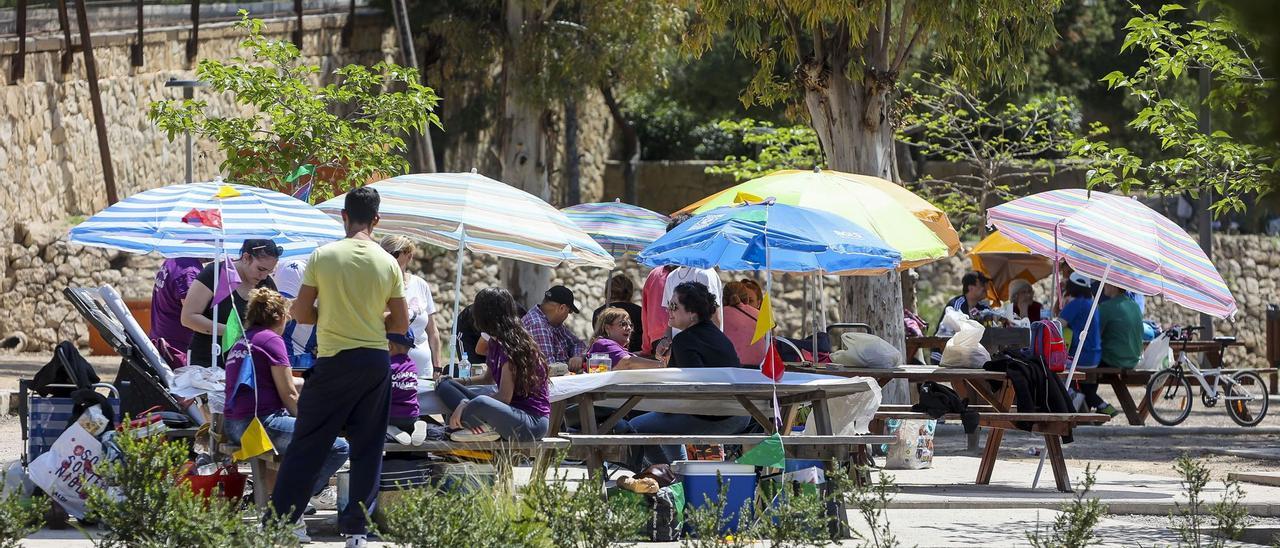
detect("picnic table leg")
[576,395,605,479]
[251,457,270,510]
[1043,435,1072,493]
[1108,379,1143,426]
[976,381,1015,485]
[1136,381,1166,424]
[548,401,567,435]
[1271,370,1278,396]
[811,398,853,539]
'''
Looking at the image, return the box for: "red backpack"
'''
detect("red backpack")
[1031,320,1068,372]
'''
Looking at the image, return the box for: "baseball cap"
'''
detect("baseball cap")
[387,330,415,348]
[1068,272,1093,288]
[544,285,580,313]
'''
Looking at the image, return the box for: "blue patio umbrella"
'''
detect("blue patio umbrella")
[637,201,901,274]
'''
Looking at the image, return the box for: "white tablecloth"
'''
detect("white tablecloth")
[417,367,882,435]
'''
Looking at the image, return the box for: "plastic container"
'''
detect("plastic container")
[587,353,612,373]
[675,460,758,533]
[784,459,826,474]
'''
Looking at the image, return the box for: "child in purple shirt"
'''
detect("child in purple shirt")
[387,331,427,446]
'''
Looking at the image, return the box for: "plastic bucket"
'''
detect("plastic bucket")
[784,459,825,474]
[675,461,757,533]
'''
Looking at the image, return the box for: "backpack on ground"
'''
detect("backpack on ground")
[1030,320,1067,372]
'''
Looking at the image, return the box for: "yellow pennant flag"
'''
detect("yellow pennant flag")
[733,191,765,204]
[751,293,776,344]
[213,185,242,199]
[232,417,276,461]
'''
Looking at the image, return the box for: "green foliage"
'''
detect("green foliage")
[148,12,442,202]
[1170,454,1251,548]
[704,119,825,181]
[840,467,902,548]
[899,72,1101,234]
[1025,464,1106,548]
[376,483,546,547]
[754,480,838,547]
[0,474,47,548]
[85,423,296,548]
[621,93,749,161]
[1071,2,1276,216]
[681,478,755,548]
[523,472,646,548]
[686,0,1064,109]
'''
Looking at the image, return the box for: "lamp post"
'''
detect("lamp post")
[164,78,208,183]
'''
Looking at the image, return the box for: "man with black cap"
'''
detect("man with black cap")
[522,285,587,371]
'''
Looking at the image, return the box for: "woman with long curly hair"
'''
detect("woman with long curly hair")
[434,287,550,442]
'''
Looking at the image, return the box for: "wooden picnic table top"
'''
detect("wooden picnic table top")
[787,363,1006,382]
[579,380,876,405]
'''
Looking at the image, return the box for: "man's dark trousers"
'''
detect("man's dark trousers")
[269,347,391,535]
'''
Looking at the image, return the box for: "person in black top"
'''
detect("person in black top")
[626,281,751,470]
[181,239,281,368]
[590,273,644,352]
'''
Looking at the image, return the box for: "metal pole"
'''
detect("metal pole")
[184,86,194,183]
[1197,45,1214,341]
[74,0,119,205]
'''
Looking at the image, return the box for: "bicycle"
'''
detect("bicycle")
[1144,326,1269,427]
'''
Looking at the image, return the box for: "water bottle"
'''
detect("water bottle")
[459,349,472,379]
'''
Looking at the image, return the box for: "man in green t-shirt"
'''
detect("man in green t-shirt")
[1098,284,1144,369]
[271,186,408,545]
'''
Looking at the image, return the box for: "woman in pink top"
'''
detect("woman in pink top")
[588,308,664,370]
[721,282,767,366]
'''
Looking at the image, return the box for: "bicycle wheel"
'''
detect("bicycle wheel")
[1146,369,1193,426]
[1226,370,1270,427]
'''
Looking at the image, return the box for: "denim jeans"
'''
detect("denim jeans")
[226,410,350,497]
[625,412,753,471]
[434,378,549,442]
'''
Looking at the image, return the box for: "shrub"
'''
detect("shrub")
[84,423,295,548]
[0,473,47,548]
[1026,464,1106,548]
[1171,454,1251,548]
[522,472,646,548]
[376,484,545,547]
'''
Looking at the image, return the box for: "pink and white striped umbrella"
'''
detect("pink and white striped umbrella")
[987,189,1236,319]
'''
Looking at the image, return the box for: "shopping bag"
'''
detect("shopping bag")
[1137,332,1172,371]
[26,421,110,518]
[882,418,936,470]
[940,308,990,369]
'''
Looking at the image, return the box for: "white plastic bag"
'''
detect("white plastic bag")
[27,421,110,518]
[831,332,902,369]
[1138,332,1172,371]
[940,308,990,368]
[883,419,936,470]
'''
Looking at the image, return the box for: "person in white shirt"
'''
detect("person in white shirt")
[661,266,723,332]
[380,236,442,375]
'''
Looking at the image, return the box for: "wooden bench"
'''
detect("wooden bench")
[873,406,1110,492]
[221,437,573,509]
[1078,367,1278,425]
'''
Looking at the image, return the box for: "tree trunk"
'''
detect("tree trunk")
[601,84,641,204]
[499,0,553,310]
[799,40,907,402]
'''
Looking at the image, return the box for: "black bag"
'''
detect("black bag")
[984,350,1075,443]
[911,381,979,434]
[32,342,100,397]
[640,487,682,542]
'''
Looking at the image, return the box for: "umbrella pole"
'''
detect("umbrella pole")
[449,232,466,377]
[1033,260,1112,488]
[812,273,820,366]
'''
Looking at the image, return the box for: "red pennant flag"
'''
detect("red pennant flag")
[762,340,785,382]
[182,208,222,229]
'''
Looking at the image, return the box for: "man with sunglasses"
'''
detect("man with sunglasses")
[180,239,281,368]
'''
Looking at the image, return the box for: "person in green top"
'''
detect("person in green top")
[270,186,409,547]
[1098,284,1144,369]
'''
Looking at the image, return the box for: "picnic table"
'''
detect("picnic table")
[906,327,1031,363]
[788,363,1105,492]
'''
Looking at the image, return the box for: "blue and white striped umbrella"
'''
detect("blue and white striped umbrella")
[69,180,344,259]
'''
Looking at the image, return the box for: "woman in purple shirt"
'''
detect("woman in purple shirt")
[223,288,348,498]
[435,287,550,442]
[588,308,664,370]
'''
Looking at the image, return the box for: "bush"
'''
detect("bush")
[84,424,295,548]
[0,473,47,548]
[376,484,545,547]
[1026,464,1106,548]
[1171,454,1251,548]
[755,479,838,547]
[522,472,646,547]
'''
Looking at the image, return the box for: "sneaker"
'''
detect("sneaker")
[304,502,316,515]
[345,534,368,548]
[1069,390,1086,413]
[410,420,429,446]
[293,520,312,544]
[450,425,501,442]
[310,486,338,512]
[387,425,412,445]
[1095,403,1120,418]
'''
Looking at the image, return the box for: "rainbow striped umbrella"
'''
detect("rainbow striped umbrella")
[987,189,1236,318]
[562,200,669,258]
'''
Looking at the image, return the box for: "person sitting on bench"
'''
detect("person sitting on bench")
[183,239,280,368]
[386,331,429,446]
[1098,284,1143,374]
[435,287,551,443]
[588,307,664,370]
[626,281,751,469]
[223,288,349,501]
[1060,274,1118,417]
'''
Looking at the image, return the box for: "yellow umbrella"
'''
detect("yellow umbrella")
[970,231,1053,302]
[675,169,961,268]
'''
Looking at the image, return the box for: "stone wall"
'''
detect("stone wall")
[0,12,397,352]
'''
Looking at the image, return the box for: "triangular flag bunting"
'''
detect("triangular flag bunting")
[221,307,244,355]
[232,416,276,460]
[211,259,241,306]
[291,181,314,204]
[732,191,765,204]
[224,347,254,410]
[736,431,785,469]
[213,185,241,199]
[751,293,776,344]
[285,163,316,183]
[181,208,222,229]
[762,341,785,382]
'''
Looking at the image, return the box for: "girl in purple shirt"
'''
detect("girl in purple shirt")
[434,288,550,442]
[588,307,664,370]
[386,331,428,446]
